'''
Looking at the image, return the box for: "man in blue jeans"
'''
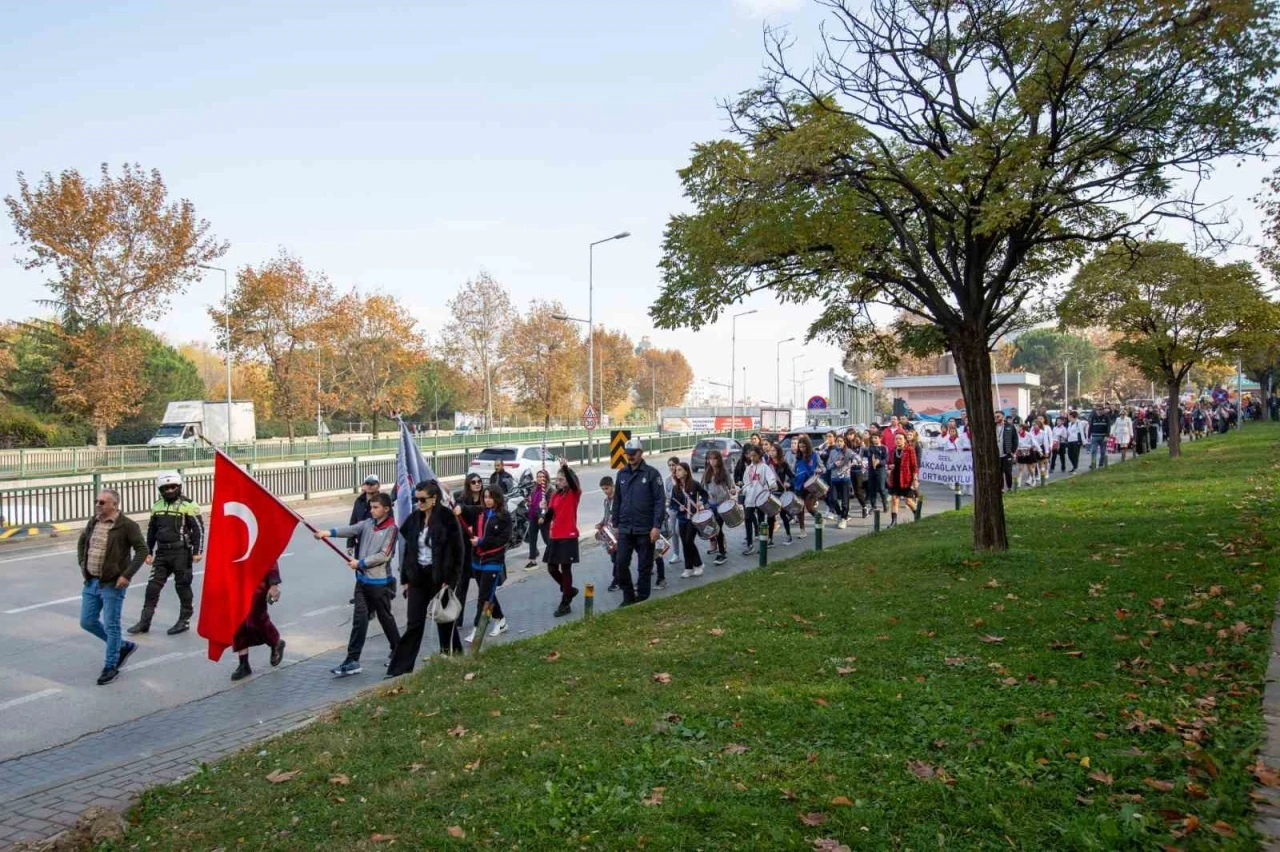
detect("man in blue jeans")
[1088,407,1112,470]
[77,488,149,685]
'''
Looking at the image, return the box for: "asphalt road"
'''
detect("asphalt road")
[0,460,623,761]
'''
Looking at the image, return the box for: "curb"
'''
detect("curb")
[0,523,74,542]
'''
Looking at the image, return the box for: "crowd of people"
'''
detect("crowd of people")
[72,392,1266,687]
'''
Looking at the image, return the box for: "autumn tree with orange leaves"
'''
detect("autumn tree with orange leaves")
[636,348,694,415]
[5,163,226,445]
[502,301,582,428]
[330,290,424,437]
[591,327,638,417]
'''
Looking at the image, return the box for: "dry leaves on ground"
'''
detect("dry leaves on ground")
[652,672,672,684]
[328,774,350,786]
[1143,777,1174,792]
[799,812,829,826]
[979,634,1006,644]
[722,743,749,755]
[545,651,561,662]
[1251,758,1280,786]
[642,786,665,806]
[1088,771,1114,786]
[812,840,852,852]
[370,833,396,843]
[830,796,854,807]
[448,725,468,738]
[446,826,465,838]
[265,769,300,784]
[709,628,725,636]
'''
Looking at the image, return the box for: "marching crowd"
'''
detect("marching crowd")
[71,393,1262,687]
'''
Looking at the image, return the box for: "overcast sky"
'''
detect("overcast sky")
[1,0,1269,407]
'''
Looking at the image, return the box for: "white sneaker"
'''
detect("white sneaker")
[462,628,476,644]
[680,568,694,579]
[488,618,509,637]
[669,554,682,564]
[797,530,808,539]
[692,567,704,577]
[836,519,847,529]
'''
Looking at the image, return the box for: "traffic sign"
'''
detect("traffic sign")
[582,403,598,431]
[807,395,828,410]
[609,430,632,469]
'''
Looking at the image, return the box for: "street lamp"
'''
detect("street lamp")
[199,264,232,416]
[791,354,804,407]
[799,368,814,401]
[730,309,758,439]
[588,231,630,419]
[776,337,796,411]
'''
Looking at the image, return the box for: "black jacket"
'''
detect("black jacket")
[399,505,463,589]
[489,471,515,495]
[995,423,1018,457]
[348,493,373,552]
[611,460,667,534]
[1089,412,1111,439]
[458,505,511,566]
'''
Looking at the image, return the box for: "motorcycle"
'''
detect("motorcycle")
[505,469,536,551]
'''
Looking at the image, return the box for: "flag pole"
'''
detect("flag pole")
[199,436,351,565]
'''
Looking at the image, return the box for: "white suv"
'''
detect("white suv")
[469,445,557,481]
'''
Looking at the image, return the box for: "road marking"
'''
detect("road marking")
[281,551,295,558]
[0,688,62,711]
[302,604,347,618]
[276,621,299,629]
[130,651,205,671]
[3,595,83,614]
[0,549,79,565]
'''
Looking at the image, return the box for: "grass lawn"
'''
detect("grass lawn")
[116,426,1280,851]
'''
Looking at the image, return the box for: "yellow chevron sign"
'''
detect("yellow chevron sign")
[609,430,632,470]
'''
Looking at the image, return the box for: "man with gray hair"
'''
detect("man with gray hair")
[77,489,148,685]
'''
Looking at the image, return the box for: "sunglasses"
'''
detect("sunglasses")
[96,499,110,506]
[416,496,433,504]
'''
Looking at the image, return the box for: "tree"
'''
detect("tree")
[636,348,695,414]
[5,163,227,328]
[440,272,512,429]
[1061,241,1278,457]
[209,362,277,420]
[330,291,423,437]
[1010,330,1103,407]
[651,0,1278,550]
[0,320,62,413]
[592,327,637,417]
[132,332,205,423]
[51,325,145,446]
[502,301,582,428]
[409,357,469,428]
[210,251,334,440]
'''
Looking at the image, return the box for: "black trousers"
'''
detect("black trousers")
[851,473,868,508]
[387,584,461,675]
[1000,456,1014,490]
[744,506,760,545]
[142,547,194,619]
[526,519,549,560]
[1066,441,1082,470]
[830,480,851,519]
[1050,444,1067,471]
[615,531,655,601]
[475,568,505,620]
[346,581,399,663]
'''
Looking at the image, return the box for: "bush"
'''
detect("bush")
[255,419,324,440]
[108,421,161,446]
[0,407,53,448]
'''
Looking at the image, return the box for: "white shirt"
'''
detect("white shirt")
[741,461,778,507]
[1052,424,1068,445]
[1016,431,1037,452]
[417,522,432,567]
[1066,420,1087,443]
[1031,427,1053,455]
[1111,415,1133,443]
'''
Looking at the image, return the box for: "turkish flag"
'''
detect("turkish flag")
[197,452,299,661]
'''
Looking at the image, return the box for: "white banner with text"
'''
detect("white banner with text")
[918,449,973,486]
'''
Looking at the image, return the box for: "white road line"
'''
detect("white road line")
[129,651,205,671]
[276,621,299,629]
[0,549,79,565]
[302,604,347,618]
[3,595,83,615]
[280,551,295,558]
[0,688,62,711]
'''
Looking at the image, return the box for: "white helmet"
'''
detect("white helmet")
[156,471,182,490]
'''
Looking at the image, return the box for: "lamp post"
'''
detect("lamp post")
[799,368,814,402]
[1063,358,1070,410]
[729,309,757,440]
[791,354,804,407]
[588,232,630,419]
[199,264,232,414]
[776,337,796,411]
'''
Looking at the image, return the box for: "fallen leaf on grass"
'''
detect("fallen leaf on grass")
[790,614,811,624]
[1251,758,1280,786]
[647,638,661,646]
[806,752,820,764]
[734,781,748,791]
[722,743,749,755]
[642,786,665,806]
[979,634,1006,644]
[799,812,829,826]
[266,770,300,784]
[545,651,561,662]
[830,795,854,807]
[1142,777,1174,792]
[448,725,468,738]
[408,763,424,773]
[709,628,725,636]
[652,672,672,684]
[1209,820,1235,837]
[447,826,465,838]
[780,788,798,801]
[945,657,966,666]
[836,667,854,676]
[328,774,350,786]
[814,697,830,707]
[812,840,852,852]
[907,760,936,779]
[463,672,476,681]
[984,578,1001,588]
[370,834,396,843]
[1185,782,1208,799]
[1088,771,1113,786]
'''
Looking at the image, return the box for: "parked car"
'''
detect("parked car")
[469,444,557,481]
[690,437,743,474]
[776,429,837,464]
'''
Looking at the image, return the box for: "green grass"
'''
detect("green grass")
[116,427,1280,851]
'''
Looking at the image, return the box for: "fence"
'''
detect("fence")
[0,424,659,480]
[0,431,710,527]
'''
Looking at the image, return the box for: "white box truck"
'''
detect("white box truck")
[147,401,256,446]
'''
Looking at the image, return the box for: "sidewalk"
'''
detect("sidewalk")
[0,457,1122,849]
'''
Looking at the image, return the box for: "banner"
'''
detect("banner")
[661,416,756,433]
[918,448,973,486]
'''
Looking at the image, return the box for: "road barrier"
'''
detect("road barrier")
[0,424,659,480]
[0,431,710,528]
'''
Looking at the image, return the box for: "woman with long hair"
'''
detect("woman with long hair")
[701,450,731,566]
[672,462,709,578]
[542,458,582,617]
[389,480,464,677]
[886,432,918,527]
[740,443,777,555]
[1015,420,1038,487]
[453,473,485,635]
[792,434,821,539]
[827,435,852,529]
[845,432,869,518]
[769,444,795,545]
[456,485,512,642]
[524,468,551,570]
[863,432,889,512]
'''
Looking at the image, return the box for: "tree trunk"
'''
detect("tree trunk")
[372,410,380,439]
[96,425,108,449]
[951,337,1009,551]
[288,420,296,442]
[1166,377,1182,459]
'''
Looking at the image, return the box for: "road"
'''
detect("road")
[0,459,622,761]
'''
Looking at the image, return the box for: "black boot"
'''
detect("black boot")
[166,618,190,636]
[553,601,572,618]
[231,657,252,681]
[889,513,897,528]
[270,639,286,667]
[127,610,153,635]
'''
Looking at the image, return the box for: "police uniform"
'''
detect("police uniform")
[128,478,204,635]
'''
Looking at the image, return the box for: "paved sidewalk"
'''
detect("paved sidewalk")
[0,458,1121,849]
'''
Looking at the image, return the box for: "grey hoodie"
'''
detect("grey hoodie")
[329,516,397,585]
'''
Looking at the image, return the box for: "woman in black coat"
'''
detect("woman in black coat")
[387,480,464,677]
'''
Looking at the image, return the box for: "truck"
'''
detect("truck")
[759,407,811,433]
[147,401,257,446]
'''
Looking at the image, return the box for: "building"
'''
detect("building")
[634,335,653,357]
[880,372,1040,419]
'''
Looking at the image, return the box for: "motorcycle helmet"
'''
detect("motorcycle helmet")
[156,471,182,491]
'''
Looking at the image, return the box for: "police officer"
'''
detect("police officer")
[127,472,204,636]
[610,437,666,606]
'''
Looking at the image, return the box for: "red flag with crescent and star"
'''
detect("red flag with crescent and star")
[197,451,300,661]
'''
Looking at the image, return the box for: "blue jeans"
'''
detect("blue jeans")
[1089,436,1109,468]
[80,579,127,669]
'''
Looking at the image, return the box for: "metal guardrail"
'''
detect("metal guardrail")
[0,431,711,527]
[0,424,658,480]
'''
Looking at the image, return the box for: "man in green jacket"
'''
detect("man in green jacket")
[78,488,149,685]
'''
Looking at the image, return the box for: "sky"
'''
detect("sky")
[0,0,1271,411]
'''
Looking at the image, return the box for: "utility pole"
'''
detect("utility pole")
[1064,359,1069,410]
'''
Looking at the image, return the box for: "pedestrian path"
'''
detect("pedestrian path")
[0,457,1122,849]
